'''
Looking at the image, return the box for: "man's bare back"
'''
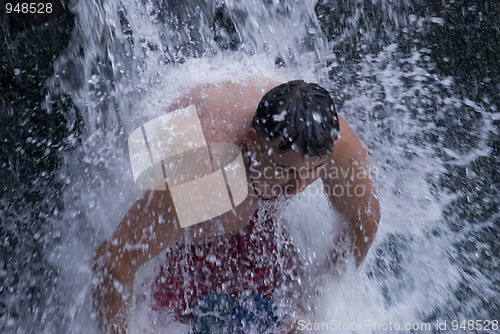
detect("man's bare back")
[159,78,281,243]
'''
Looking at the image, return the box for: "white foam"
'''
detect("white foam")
[48,1,495,333]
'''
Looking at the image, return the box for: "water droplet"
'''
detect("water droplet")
[272,110,288,122]
[312,112,322,123]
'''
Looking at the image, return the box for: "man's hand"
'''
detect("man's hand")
[92,190,184,333]
[92,240,135,334]
[92,264,129,333]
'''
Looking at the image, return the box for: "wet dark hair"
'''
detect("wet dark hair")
[252,80,339,157]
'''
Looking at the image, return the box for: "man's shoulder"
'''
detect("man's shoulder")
[169,77,280,110]
[329,114,367,165]
[166,77,280,142]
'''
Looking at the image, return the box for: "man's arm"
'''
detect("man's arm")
[92,190,184,333]
[321,115,380,266]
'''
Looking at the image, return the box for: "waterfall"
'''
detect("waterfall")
[1,0,498,332]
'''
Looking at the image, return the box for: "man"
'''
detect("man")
[93,78,380,333]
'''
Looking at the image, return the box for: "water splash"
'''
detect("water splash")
[53,0,500,332]
[2,0,498,333]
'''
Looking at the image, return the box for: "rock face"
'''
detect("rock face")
[0,2,77,332]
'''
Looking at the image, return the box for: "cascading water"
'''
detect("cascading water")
[1,0,498,333]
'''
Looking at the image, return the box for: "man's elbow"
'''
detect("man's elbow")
[353,191,380,266]
[93,239,113,272]
[363,191,380,246]
[371,191,381,227]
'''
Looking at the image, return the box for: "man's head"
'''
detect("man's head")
[252,80,339,157]
[246,80,339,199]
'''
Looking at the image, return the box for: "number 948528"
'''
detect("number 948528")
[5,3,53,14]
